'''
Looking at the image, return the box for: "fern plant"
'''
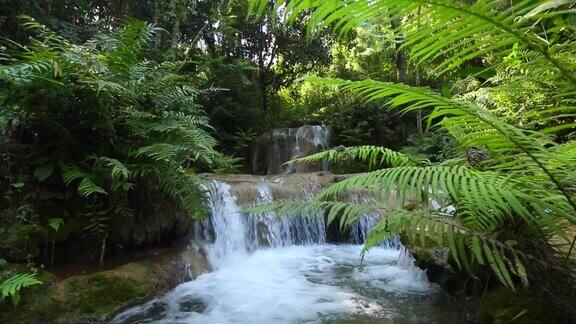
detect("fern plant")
[0,17,233,263]
[247,0,576,295]
[0,270,42,307]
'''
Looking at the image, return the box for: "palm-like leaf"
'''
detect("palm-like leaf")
[290,145,417,169]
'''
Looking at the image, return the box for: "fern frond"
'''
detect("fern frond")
[134,143,185,161]
[364,210,528,289]
[301,76,576,218]
[100,157,131,181]
[155,167,208,220]
[61,165,108,198]
[318,165,574,237]
[248,0,576,84]
[0,271,42,307]
[290,145,417,170]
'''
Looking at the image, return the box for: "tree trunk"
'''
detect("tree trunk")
[45,0,52,17]
[415,67,423,133]
[171,17,181,49]
[99,232,107,268]
[154,15,162,49]
[391,18,407,84]
[392,17,423,132]
[258,53,268,111]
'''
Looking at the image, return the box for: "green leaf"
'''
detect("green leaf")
[523,0,574,19]
[48,218,64,232]
[34,164,54,181]
[11,183,24,189]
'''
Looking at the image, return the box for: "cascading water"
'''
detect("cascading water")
[252,125,331,175]
[347,195,401,248]
[251,179,326,246]
[202,181,252,268]
[113,174,457,323]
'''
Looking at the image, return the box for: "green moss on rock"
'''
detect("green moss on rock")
[1,265,152,323]
[479,287,561,324]
[57,273,151,317]
[0,248,209,323]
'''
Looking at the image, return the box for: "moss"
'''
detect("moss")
[479,287,561,324]
[59,274,150,316]
[0,249,206,323]
[1,266,152,323]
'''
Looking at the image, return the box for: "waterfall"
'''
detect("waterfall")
[202,181,252,268]
[250,180,326,246]
[347,194,401,248]
[112,127,456,323]
[194,173,405,271]
[197,178,327,269]
[252,125,330,175]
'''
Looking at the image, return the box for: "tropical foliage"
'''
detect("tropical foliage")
[1,0,575,317]
[0,17,233,265]
[247,0,576,303]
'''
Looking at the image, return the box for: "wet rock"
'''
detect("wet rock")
[180,245,211,281]
[179,297,207,313]
[409,245,459,294]
[202,172,343,206]
[116,301,168,323]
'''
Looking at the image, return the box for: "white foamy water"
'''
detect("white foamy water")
[113,245,451,324]
[113,179,456,323]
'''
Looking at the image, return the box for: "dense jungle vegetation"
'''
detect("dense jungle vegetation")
[1,0,575,322]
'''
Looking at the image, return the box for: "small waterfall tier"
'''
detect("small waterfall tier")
[196,177,326,269]
[251,125,330,175]
[194,173,398,252]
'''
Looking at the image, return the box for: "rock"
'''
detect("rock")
[478,287,561,324]
[178,297,207,313]
[409,245,459,294]
[51,270,152,321]
[202,172,342,206]
[0,247,210,323]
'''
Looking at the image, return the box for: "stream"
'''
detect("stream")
[113,180,457,323]
[113,126,458,323]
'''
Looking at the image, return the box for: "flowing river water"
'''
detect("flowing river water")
[113,179,457,323]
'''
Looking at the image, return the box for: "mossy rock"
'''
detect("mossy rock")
[56,272,150,319]
[479,287,561,324]
[0,264,152,323]
[0,248,209,323]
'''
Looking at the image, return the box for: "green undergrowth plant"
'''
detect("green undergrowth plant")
[0,260,42,308]
[247,0,576,311]
[0,17,233,265]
